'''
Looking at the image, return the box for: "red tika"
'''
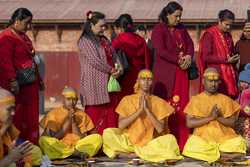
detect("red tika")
[152,23,194,151]
[198,25,238,97]
[0,28,39,144]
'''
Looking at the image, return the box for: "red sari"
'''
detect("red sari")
[112,32,150,98]
[0,28,39,144]
[152,23,194,151]
[85,37,119,135]
[198,25,238,97]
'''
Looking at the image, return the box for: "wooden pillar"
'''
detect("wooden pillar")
[195,24,201,43]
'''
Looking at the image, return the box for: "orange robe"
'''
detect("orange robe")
[183,92,246,162]
[40,106,94,146]
[0,125,19,159]
[184,92,239,142]
[103,93,183,162]
[115,93,174,146]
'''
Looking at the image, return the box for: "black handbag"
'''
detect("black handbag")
[188,60,199,80]
[16,63,36,85]
[114,49,129,72]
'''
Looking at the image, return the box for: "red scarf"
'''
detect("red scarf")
[198,26,238,96]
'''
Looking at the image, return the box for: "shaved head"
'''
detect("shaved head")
[0,87,15,124]
[203,68,221,94]
[203,68,219,77]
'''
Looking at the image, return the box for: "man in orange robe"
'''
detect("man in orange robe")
[0,87,41,166]
[39,87,102,160]
[103,70,183,162]
[183,68,246,163]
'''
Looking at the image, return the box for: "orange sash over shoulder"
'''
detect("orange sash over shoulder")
[198,26,238,96]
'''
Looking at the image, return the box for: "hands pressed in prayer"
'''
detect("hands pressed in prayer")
[210,104,220,120]
[143,96,151,114]
[227,54,240,64]
[139,95,150,114]
[138,95,145,114]
[216,108,223,118]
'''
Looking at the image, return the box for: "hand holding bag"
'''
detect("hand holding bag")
[108,75,121,92]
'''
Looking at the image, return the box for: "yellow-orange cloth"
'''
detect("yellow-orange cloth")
[184,92,240,142]
[39,134,102,160]
[183,92,246,163]
[0,125,19,159]
[0,125,42,166]
[40,106,94,146]
[116,93,174,146]
[103,128,183,162]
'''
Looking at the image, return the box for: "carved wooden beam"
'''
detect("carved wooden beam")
[32,28,39,42]
[55,25,63,43]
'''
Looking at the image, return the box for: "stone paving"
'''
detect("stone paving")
[50,157,250,167]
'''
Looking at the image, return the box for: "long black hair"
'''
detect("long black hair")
[114,14,134,33]
[218,9,235,21]
[79,11,105,41]
[8,8,33,27]
[159,1,183,23]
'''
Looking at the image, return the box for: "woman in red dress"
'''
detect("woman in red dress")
[151,2,194,151]
[112,14,151,98]
[0,8,41,144]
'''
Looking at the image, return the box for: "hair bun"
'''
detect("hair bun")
[86,10,93,19]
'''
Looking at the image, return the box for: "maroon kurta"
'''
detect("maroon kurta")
[112,32,150,98]
[151,23,194,99]
[0,28,39,144]
[151,23,194,150]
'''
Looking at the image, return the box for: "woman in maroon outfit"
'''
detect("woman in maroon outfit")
[0,8,41,144]
[151,2,194,151]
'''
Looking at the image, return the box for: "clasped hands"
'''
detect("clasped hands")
[178,52,192,70]
[227,54,240,64]
[209,104,223,120]
[138,94,151,115]
[110,64,123,78]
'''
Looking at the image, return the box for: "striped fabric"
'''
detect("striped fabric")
[78,37,112,106]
